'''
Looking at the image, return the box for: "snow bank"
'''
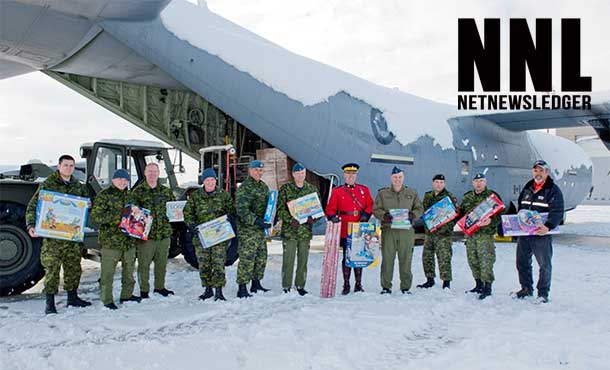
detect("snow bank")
[160,0,455,149]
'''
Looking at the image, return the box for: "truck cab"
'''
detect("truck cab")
[0,139,186,296]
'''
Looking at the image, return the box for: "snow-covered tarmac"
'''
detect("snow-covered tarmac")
[1,206,608,370]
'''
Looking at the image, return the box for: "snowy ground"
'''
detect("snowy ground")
[562,205,610,237]
[1,206,609,370]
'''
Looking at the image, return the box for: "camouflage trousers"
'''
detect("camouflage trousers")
[380,228,414,291]
[100,247,136,305]
[281,239,310,289]
[236,228,268,285]
[40,239,82,294]
[195,240,228,288]
[136,238,170,293]
[465,234,496,283]
[422,234,453,281]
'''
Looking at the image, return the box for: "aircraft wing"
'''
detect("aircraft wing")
[452,102,610,150]
[0,60,33,79]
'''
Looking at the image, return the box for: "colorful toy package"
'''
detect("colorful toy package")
[35,190,90,242]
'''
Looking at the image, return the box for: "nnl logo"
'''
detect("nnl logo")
[457,19,592,110]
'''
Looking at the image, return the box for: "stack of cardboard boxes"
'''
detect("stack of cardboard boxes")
[256,148,320,190]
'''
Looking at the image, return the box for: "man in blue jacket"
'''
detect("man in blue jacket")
[513,160,564,303]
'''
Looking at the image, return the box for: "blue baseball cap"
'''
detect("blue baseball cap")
[249,160,264,169]
[112,169,130,180]
[473,173,486,180]
[391,166,403,175]
[532,160,550,170]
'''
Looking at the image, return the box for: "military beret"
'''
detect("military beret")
[112,169,130,180]
[342,163,359,172]
[391,166,403,175]
[473,173,486,180]
[292,162,305,172]
[249,160,264,169]
[432,174,445,181]
[200,168,217,181]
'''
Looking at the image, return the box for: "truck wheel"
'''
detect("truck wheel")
[0,224,44,296]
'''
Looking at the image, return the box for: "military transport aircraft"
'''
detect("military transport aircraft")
[1,1,609,248]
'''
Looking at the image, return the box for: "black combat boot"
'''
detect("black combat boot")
[442,281,451,289]
[341,264,351,295]
[478,282,492,300]
[250,279,270,293]
[154,288,175,297]
[199,287,214,301]
[119,295,142,303]
[354,268,364,292]
[140,291,150,299]
[417,277,435,288]
[66,290,92,307]
[45,294,57,314]
[297,288,308,296]
[466,279,483,293]
[237,284,252,298]
[104,302,119,310]
[283,288,291,294]
[514,287,533,299]
[380,288,392,294]
[214,288,226,301]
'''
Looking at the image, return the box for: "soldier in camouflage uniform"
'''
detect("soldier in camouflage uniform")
[131,163,176,298]
[183,168,235,301]
[459,173,503,300]
[235,160,271,298]
[26,154,91,314]
[373,167,423,294]
[277,163,320,296]
[417,174,459,290]
[91,169,141,309]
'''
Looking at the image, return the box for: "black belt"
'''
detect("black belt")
[339,210,360,216]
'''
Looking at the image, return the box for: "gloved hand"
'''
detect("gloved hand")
[359,212,371,222]
[254,218,272,230]
[290,219,300,229]
[306,216,316,225]
[383,212,393,224]
[408,211,416,222]
[328,215,341,223]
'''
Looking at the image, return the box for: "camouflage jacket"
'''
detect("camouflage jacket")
[422,188,459,236]
[183,187,235,228]
[91,185,134,251]
[459,188,503,237]
[131,181,176,240]
[277,181,319,241]
[236,176,269,230]
[373,185,423,231]
[26,171,89,229]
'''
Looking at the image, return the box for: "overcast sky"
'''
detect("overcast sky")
[1,0,608,166]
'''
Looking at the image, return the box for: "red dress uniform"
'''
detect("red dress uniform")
[325,184,374,239]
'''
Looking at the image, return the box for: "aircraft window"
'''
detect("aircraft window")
[145,154,170,188]
[93,147,123,189]
[461,161,470,176]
